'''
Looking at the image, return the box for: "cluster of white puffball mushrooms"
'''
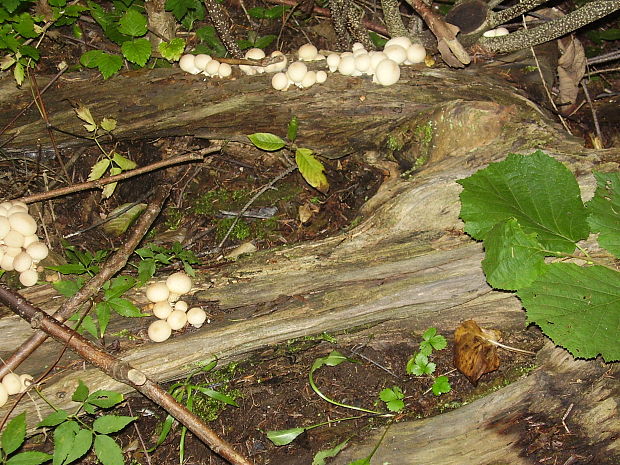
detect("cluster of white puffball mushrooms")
[145,271,207,343]
[0,372,33,407]
[0,200,49,287]
[176,36,427,90]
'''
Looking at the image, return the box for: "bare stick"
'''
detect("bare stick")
[0,185,171,380]
[0,284,254,465]
[17,148,220,204]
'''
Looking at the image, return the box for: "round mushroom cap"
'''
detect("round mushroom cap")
[1,254,14,271]
[218,62,232,78]
[166,272,192,295]
[375,59,401,86]
[351,42,366,52]
[337,55,356,76]
[3,230,24,248]
[2,373,22,395]
[146,282,170,303]
[19,269,39,287]
[316,70,327,83]
[26,241,49,262]
[300,70,317,88]
[245,48,266,60]
[354,53,371,73]
[383,45,407,65]
[265,51,287,73]
[406,44,426,64]
[153,301,173,319]
[287,61,308,82]
[205,59,221,76]
[148,319,172,343]
[326,53,340,72]
[167,310,188,330]
[385,36,412,50]
[175,300,189,312]
[187,307,207,327]
[194,54,212,70]
[272,72,289,91]
[298,43,318,61]
[179,54,201,74]
[13,251,32,273]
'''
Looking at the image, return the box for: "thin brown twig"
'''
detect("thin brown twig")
[17,148,221,204]
[0,284,254,465]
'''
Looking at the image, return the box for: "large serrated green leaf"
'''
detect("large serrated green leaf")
[93,435,123,465]
[102,203,147,236]
[457,151,589,254]
[482,218,547,290]
[92,415,136,434]
[587,171,620,258]
[158,38,185,61]
[117,9,147,37]
[518,263,620,361]
[2,413,26,455]
[295,148,329,193]
[97,53,123,79]
[62,429,92,465]
[121,38,151,66]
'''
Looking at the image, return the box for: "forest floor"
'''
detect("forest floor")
[1,1,619,465]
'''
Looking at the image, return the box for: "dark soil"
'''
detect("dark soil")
[98,326,545,465]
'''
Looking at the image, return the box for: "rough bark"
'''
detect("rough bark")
[0,67,618,462]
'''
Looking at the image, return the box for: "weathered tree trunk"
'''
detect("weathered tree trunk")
[0,67,618,462]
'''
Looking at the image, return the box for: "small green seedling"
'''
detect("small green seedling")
[379,386,405,412]
[406,327,452,396]
[134,241,200,281]
[75,105,136,199]
[248,116,330,193]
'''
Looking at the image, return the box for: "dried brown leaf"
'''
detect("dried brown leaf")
[453,319,501,385]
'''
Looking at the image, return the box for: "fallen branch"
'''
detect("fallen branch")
[0,284,254,465]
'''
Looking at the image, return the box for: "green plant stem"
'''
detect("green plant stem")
[304,414,371,432]
[308,370,387,416]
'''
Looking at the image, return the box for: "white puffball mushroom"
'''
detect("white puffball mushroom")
[146,282,170,303]
[354,53,371,73]
[19,269,39,287]
[2,373,22,395]
[287,61,308,83]
[272,72,290,91]
[205,59,221,76]
[383,45,407,64]
[152,301,173,319]
[298,43,318,61]
[0,217,9,239]
[406,44,426,64]
[5,247,21,257]
[12,252,32,273]
[167,310,188,330]
[10,200,28,211]
[352,42,366,52]
[0,384,7,408]
[369,51,388,71]
[494,27,509,37]
[148,319,172,343]
[245,47,266,60]
[326,53,340,72]
[3,230,24,248]
[166,272,192,295]
[374,59,400,86]
[239,64,257,76]
[175,300,189,312]
[385,36,412,50]
[338,55,357,76]
[26,241,48,262]
[1,253,15,271]
[7,205,28,216]
[19,374,34,392]
[218,62,232,78]
[179,54,201,74]
[265,51,287,73]
[0,201,13,211]
[187,307,207,328]
[194,54,212,70]
[300,70,317,88]
[316,70,327,83]
[22,234,39,248]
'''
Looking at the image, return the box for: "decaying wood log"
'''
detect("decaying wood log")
[0,66,618,462]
